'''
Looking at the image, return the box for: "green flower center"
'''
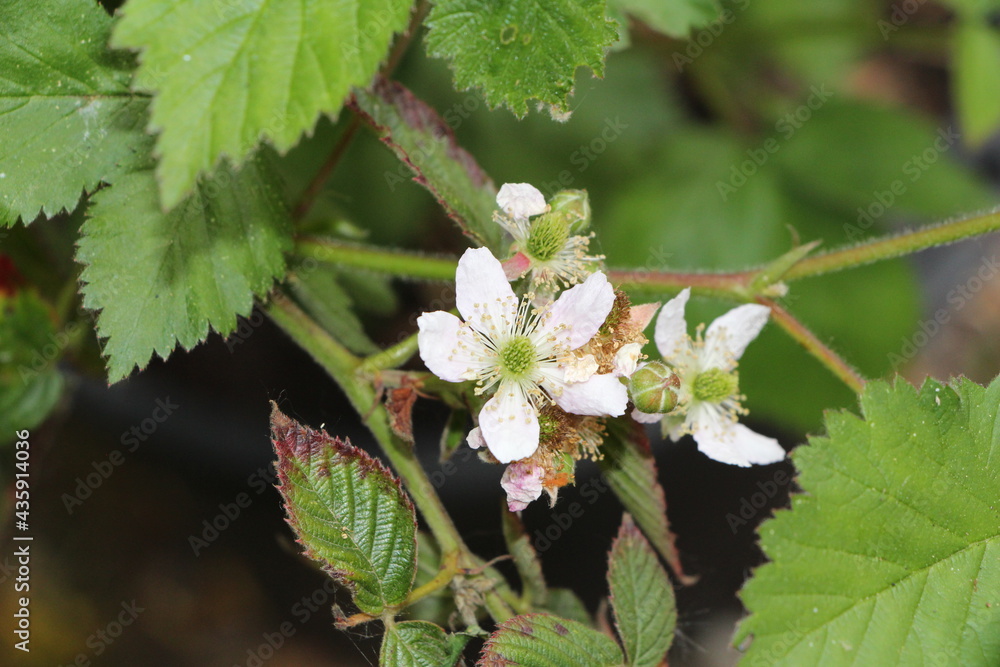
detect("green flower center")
[526,213,570,262]
[499,336,537,378]
[691,367,739,403]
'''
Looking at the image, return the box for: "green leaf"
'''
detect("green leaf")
[479,613,624,666]
[287,263,379,355]
[0,291,65,440]
[541,588,593,626]
[737,377,1000,665]
[77,152,292,382]
[0,0,147,225]
[502,508,548,606]
[271,405,418,616]
[954,22,1000,147]
[424,0,619,117]
[610,0,719,38]
[353,78,504,251]
[600,418,690,583]
[381,621,461,667]
[113,0,413,209]
[608,514,676,667]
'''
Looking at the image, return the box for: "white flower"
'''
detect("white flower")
[493,183,602,288]
[417,247,628,463]
[632,288,785,467]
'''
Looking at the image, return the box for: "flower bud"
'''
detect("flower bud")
[548,189,591,233]
[628,361,680,414]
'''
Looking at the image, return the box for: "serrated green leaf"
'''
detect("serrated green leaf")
[600,418,689,583]
[479,613,624,666]
[287,264,379,355]
[611,0,719,38]
[424,0,619,117]
[353,78,503,251]
[737,377,1000,665]
[271,405,418,616]
[954,22,1000,147]
[502,509,548,607]
[0,0,147,225]
[77,152,292,382]
[0,291,64,440]
[113,0,413,209]
[608,514,675,667]
[381,620,459,667]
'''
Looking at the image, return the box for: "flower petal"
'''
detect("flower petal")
[631,407,663,424]
[417,311,476,382]
[689,404,784,466]
[542,271,615,350]
[455,247,517,335]
[628,302,660,332]
[704,303,770,368]
[551,373,628,417]
[501,462,545,512]
[467,426,486,450]
[479,386,539,463]
[613,342,643,377]
[497,183,547,220]
[654,288,691,359]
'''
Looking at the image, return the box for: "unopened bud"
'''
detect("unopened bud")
[548,189,591,233]
[628,361,679,414]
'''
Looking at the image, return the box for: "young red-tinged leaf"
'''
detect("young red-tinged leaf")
[608,514,676,667]
[271,404,417,616]
[502,508,548,606]
[352,78,504,252]
[737,377,1000,665]
[478,613,624,666]
[381,620,465,667]
[600,418,693,584]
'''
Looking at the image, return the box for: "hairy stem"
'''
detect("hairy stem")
[297,237,458,281]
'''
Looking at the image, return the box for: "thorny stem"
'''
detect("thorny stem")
[266,296,516,622]
[758,298,867,394]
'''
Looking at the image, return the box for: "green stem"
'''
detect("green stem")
[296,237,458,281]
[358,332,419,374]
[759,298,866,394]
[293,115,362,222]
[607,267,755,301]
[782,208,1000,281]
[266,294,515,622]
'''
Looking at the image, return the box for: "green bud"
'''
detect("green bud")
[628,361,680,414]
[548,189,591,233]
[526,213,571,262]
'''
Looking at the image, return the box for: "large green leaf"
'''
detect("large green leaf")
[479,613,624,666]
[271,405,418,616]
[0,0,146,225]
[353,78,503,251]
[113,0,413,209]
[600,418,688,582]
[0,291,65,441]
[610,0,719,38]
[608,515,676,667]
[737,377,1000,665]
[954,22,1000,148]
[76,152,292,382]
[381,621,464,667]
[424,0,619,117]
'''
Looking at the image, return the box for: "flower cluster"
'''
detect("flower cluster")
[417,184,784,511]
